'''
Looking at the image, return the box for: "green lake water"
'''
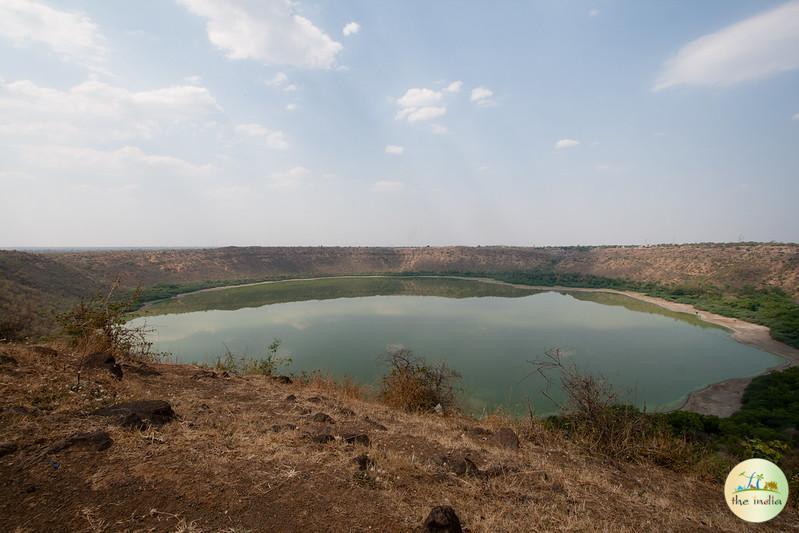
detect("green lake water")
[129,276,783,415]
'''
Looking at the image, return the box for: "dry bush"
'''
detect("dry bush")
[58,283,160,361]
[296,370,369,400]
[379,346,461,413]
[534,348,700,467]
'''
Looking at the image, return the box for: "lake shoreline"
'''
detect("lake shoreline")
[145,274,799,418]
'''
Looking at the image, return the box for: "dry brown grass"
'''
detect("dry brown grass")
[1,342,795,532]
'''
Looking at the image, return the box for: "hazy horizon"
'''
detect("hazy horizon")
[2,1,798,247]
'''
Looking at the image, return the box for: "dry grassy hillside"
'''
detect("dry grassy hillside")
[2,243,797,340]
[2,343,795,532]
[42,243,799,297]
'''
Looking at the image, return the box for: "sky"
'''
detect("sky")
[1,0,798,247]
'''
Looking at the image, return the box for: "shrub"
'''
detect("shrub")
[59,284,159,361]
[379,346,461,413]
[215,338,292,375]
[534,348,700,466]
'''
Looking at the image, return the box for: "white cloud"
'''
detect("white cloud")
[394,87,450,123]
[589,9,600,17]
[185,75,203,84]
[0,0,105,69]
[372,180,405,193]
[177,0,343,69]
[269,166,311,189]
[793,112,799,121]
[385,145,404,155]
[266,72,288,87]
[286,103,298,111]
[0,78,220,143]
[431,124,448,135]
[470,86,495,106]
[396,106,446,122]
[342,21,360,36]
[397,88,443,108]
[283,83,299,92]
[236,123,289,150]
[654,0,799,91]
[444,80,463,93]
[555,139,580,149]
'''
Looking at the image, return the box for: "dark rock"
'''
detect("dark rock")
[48,431,113,453]
[311,412,334,424]
[119,413,147,430]
[29,346,58,357]
[310,431,334,444]
[423,506,463,533]
[23,484,37,494]
[284,394,297,402]
[306,396,322,403]
[0,441,18,457]
[353,452,374,471]
[82,352,123,380]
[272,375,292,384]
[434,454,479,476]
[94,400,176,426]
[271,423,297,432]
[342,432,370,446]
[489,428,519,450]
[0,353,17,366]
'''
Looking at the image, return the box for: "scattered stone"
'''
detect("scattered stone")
[284,394,297,402]
[342,432,370,446]
[48,431,113,453]
[489,428,519,450]
[23,484,37,494]
[0,353,17,366]
[311,412,334,424]
[353,452,374,471]
[423,506,463,533]
[306,396,322,404]
[29,346,58,357]
[271,423,298,432]
[434,454,479,476]
[310,431,334,444]
[272,375,292,384]
[82,352,123,380]
[93,400,176,426]
[433,403,444,415]
[0,442,18,457]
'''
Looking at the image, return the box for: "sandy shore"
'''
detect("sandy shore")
[157,274,799,418]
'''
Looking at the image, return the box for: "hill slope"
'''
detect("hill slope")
[2,344,795,532]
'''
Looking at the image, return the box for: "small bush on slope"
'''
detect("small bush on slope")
[379,346,461,413]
